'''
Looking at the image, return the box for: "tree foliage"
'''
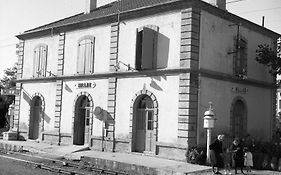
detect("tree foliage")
[0,65,17,128]
[256,44,280,76]
[0,65,17,89]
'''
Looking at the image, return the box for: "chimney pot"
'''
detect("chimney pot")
[208,0,226,10]
[85,0,97,14]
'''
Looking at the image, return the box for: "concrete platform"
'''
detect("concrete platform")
[0,139,211,175]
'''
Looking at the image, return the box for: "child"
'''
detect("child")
[244,147,253,174]
[223,148,232,175]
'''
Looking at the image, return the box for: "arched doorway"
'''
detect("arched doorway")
[73,95,91,145]
[231,98,247,139]
[29,96,42,140]
[132,95,154,153]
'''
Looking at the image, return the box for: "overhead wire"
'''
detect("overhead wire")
[0,43,17,49]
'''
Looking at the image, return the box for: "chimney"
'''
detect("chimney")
[84,0,117,14]
[97,0,116,8]
[208,0,226,10]
[85,0,97,14]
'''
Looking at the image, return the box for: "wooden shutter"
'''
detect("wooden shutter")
[41,46,47,77]
[141,27,158,70]
[135,30,143,70]
[77,41,85,74]
[141,27,154,70]
[84,39,94,74]
[33,47,40,77]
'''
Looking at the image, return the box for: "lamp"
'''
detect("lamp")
[204,102,216,165]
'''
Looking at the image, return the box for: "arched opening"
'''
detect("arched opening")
[231,99,247,139]
[29,96,42,140]
[73,95,91,145]
[132,95,154,153]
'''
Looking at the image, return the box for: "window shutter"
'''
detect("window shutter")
[41,46,48,77]
[33,48,40,77]
[135,30,143,70]
[77,41,85,74]
[141,27,155,70]
[84,39,94,74]
[90,39,95,73]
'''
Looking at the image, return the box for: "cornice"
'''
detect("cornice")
[16,68,275,89]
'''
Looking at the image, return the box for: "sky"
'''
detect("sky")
[0,0,281,78]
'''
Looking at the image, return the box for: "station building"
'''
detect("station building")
[14,0,280,160]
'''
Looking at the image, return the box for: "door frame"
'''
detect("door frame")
[28,93,45,140]
[72,92,94,146]
[129,90,158,154]
[230,96,248,139]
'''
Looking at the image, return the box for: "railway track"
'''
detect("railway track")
[0,149,128,175]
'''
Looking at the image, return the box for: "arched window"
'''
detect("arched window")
[77,37,95,74]
[33,44,48,77]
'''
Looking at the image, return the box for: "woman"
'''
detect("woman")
[231,138,245,174]
[209,134,224,174]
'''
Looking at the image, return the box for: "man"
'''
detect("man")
[209,134,224,174]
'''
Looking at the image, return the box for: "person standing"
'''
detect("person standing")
[231,138,245,174]
[223,148,232,175]
[244,147,253,174]
[209,134,225,174]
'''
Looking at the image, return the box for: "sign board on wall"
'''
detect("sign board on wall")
[1,88,19,96]
[75,82,96,89]
[231,87,248,94]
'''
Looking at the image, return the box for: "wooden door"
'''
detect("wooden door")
[136,109,146,152]
[145,110,154,152]
[84,107,91,144]
[232,100,245,138]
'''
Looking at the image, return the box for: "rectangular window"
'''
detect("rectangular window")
[234,37,247,78]
[279,99,281,110]
[135,27,158,70]
[33,45,47,77]
[77,38,95,74]
[147,111,153,130]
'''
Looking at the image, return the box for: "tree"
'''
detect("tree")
[0,65,17,89]
[0,65,17,128]
[255,44,280,77]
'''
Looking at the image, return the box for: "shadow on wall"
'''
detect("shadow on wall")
[23,91,31,105]
[23,90,50,124]
[65,83,73,92]
[94,106,115,129]
[148,32,170,91]
[44,113,51,124]
[157,32,170,69]
[149,76,168,91]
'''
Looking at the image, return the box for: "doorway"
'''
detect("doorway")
[132,95,154,153]
[231,99,247,139]
[29,96,42,140]
[73,95,91,145]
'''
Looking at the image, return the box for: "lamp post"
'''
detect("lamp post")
[204,102,215,165]
[8,102,15,131]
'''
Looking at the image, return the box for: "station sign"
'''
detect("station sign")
[75,81,96,89]
[1,88,20,96]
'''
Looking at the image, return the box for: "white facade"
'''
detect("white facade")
[15,0,280,160]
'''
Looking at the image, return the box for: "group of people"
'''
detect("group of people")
[209,134,253,174]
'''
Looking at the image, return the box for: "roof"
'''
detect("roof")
[17,0,280,40]
[24,0,177,34]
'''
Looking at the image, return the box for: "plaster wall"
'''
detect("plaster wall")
[198,76,273,145]
[200,11,274,83]
[22,36,59,79]
[19,82,57,132]
[60,79,108,135]
[115,75,179,143]
[64,25,111,75]
[118,11,181,69]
